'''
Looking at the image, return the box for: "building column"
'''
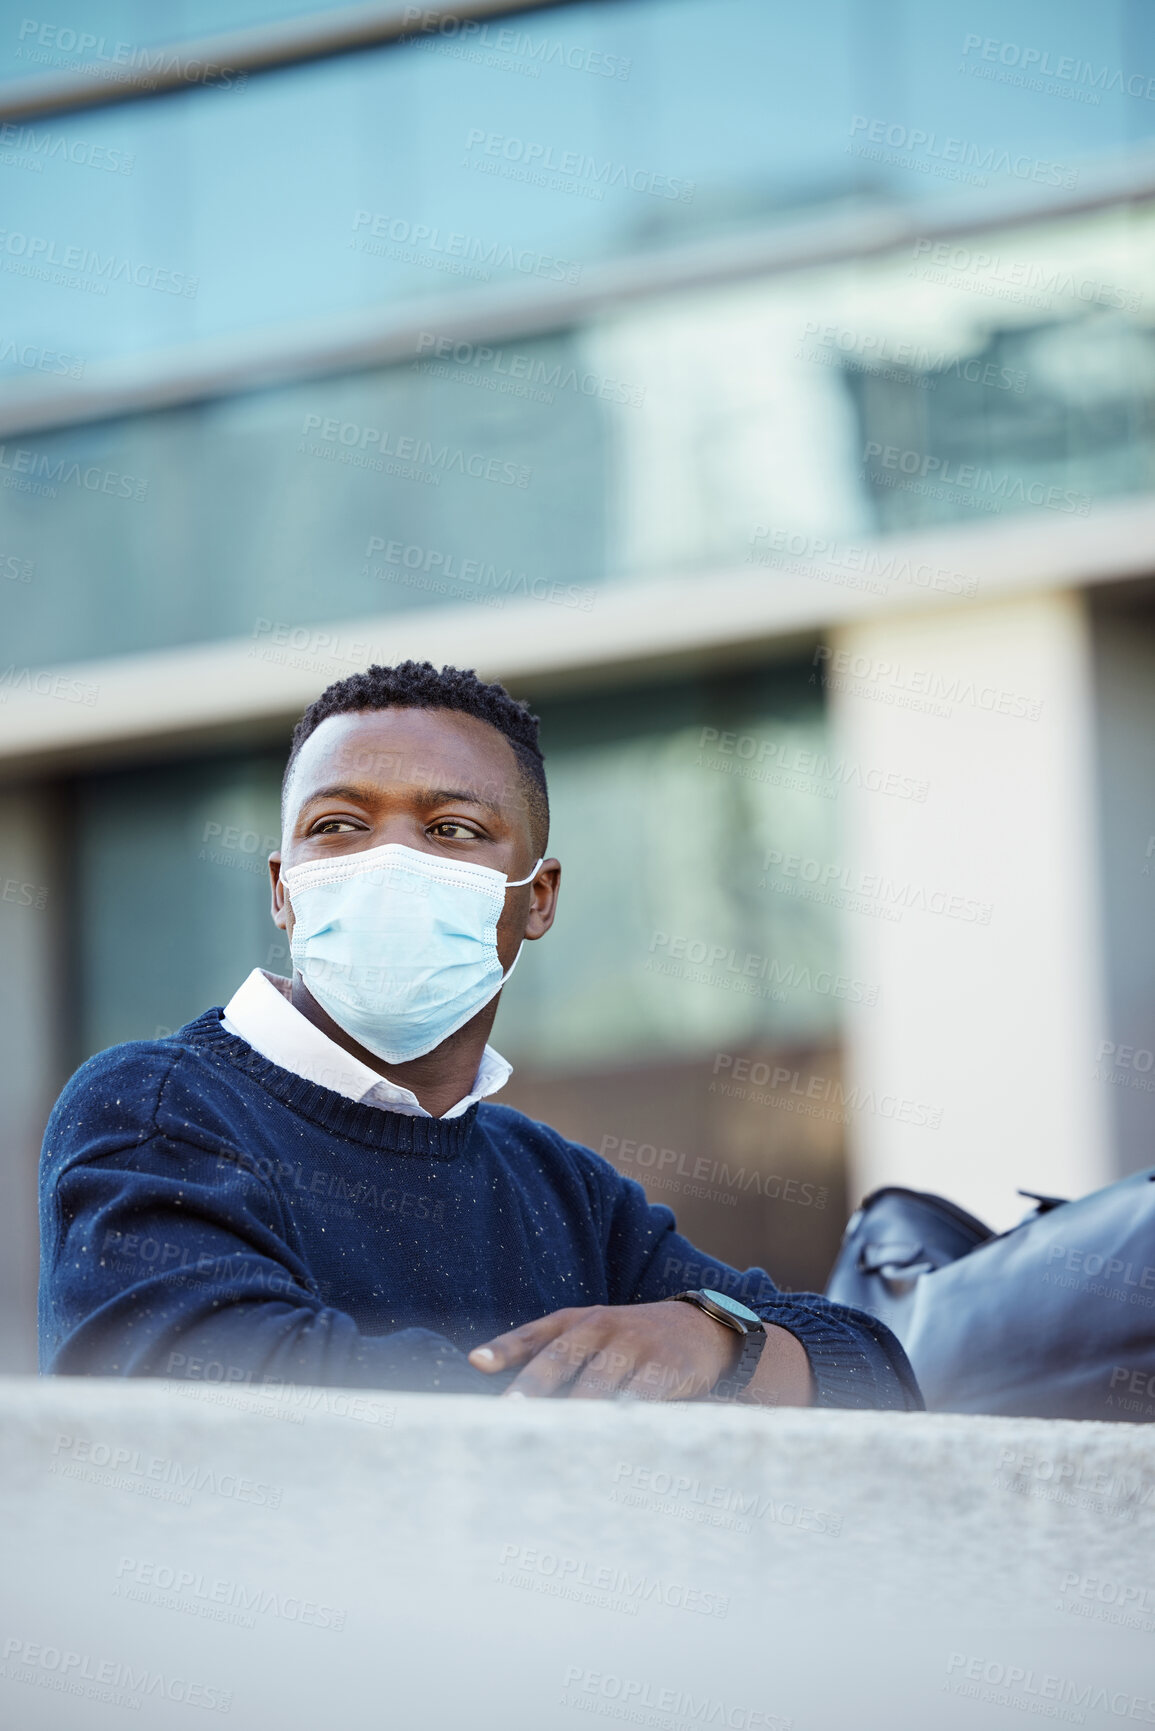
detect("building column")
[829,589,1112,1231]
[1088,602,1155,1178]
[0,783,65,1371]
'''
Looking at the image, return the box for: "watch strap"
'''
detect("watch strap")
[712,1324,767,1401]
[670,1289,767,1399]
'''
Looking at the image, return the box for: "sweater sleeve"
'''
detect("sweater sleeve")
[40,1129,497,1396]
[589,1158,923,1412]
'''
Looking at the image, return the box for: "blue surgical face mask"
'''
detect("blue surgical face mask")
[281,843,543,1065]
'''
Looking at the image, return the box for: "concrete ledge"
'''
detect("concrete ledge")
[2,1377,1153,1728]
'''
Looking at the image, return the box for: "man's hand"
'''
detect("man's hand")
[468,1302,765,1402]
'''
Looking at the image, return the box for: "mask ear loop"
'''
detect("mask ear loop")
[505,857,544,889]
[496,858,545,985]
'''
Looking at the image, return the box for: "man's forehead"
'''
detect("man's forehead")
[287,707,521,806]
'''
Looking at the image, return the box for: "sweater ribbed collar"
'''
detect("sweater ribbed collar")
[181,1010,478,1158]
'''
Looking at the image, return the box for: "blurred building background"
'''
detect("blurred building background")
[1,0,1154,1373]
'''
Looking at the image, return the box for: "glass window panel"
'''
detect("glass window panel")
[589,202,1155,569]
[4,0,1154,366]
[496,664,841,1070]
[0,327,612,666]
[72,751,284,1059]
[4,205,1154,669]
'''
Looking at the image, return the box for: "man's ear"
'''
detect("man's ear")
[524,860,561,941]
[269,853,288,932]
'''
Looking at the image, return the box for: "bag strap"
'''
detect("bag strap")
[857,1186,995,1244]
[856,1240,936,1280]
[1016,1189,1069,1215]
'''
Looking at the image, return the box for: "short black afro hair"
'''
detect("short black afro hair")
[283,660,549,848]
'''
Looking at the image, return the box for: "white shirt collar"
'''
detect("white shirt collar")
[220,968,511,1121]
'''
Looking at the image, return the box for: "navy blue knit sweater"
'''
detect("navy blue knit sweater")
[38,1010,921,1408]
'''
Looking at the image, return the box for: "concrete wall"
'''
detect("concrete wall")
[2,1376,1153,1730]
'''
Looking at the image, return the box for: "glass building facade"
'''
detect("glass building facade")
[2,0,1155,1365]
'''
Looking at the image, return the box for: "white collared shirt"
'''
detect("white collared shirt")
[220,968,512,1121]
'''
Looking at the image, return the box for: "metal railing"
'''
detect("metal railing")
[0,0,581,119]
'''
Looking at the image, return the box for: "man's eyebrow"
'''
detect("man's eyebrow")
[297,782,506,817]
[415,786,507,817]
[296,783,377,808]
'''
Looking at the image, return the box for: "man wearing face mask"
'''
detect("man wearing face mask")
[39,661,920,1411]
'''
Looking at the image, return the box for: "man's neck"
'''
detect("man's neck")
[288,975,494,1118]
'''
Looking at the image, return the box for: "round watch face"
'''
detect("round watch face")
[701,1289,761,1327]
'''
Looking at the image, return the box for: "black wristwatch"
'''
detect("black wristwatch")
[670,1288,766,1398]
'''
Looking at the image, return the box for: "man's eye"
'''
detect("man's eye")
[312,818,360,834]
[430,821,478,840]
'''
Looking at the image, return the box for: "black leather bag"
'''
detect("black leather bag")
[825,1168,1155,1421]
